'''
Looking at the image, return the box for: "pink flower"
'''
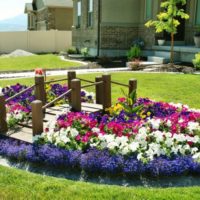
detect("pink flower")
[118,97,126,103]
[75,135,81,141]
[82,135,89,143]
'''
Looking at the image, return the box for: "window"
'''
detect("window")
[87,0,93,27]
[196,0,200,25]
[77,1,81,28]
[145,0,152,20]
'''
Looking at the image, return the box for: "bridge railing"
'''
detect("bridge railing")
[0,71,137,137]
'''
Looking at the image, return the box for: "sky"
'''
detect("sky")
[0,0,32,21]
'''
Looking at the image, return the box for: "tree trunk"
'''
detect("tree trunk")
[170,32,174,67]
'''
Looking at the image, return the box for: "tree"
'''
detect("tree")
[145,0,189,65]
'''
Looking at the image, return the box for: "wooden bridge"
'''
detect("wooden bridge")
[0,71,137,143]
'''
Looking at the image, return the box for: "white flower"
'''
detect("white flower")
[60,135,70,143]
[115,136,128,146]
[165,137,173,147]
[135,128,147,141]
[188,122,200,132]
[107,141,118,150]
[90,143,97,147]
[137,153,143,161]
[152,131,164,143]
[165,132,172,138]
[191,147,198,154]
[150,119,161,129]
[129,142,139,152]
[70,128,79,137]
[121,146,129,155]
[138,127,147,135]
[173,134,186,142]
[192,152,200,162]
[92,127,100,133]
[178,118,184,123]
[103,134,115,143]
[33,135,43,142]
[166,120,172,127]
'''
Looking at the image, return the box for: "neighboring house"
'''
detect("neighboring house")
[24,0,73,31]
[72,0,200,59]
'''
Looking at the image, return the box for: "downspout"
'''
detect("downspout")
[97,0,101,57]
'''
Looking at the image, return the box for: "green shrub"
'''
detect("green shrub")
[81,47,89,57]
[127,45,141,61]
[67,47,78,54]
[193,53,200,69]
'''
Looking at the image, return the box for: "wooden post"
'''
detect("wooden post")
[31,100,43,136]
[0,94,8,133]
[68,71,76,104]
[102,74,111,110]
[34,76,46,106]
[71,79,81,112]
[129,79,137,95]
[95,76,103,105]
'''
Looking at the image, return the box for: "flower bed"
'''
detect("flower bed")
[0,135,200,177]
[2,83,94,128]
[1,84,200,177]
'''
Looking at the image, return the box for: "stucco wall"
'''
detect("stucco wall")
[101,0,140,24]
[34,7,73,31]
[53,8,73,30]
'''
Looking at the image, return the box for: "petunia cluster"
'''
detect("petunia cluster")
[1,135,200,177]
[2,83,94,128]
[35,98,200,164]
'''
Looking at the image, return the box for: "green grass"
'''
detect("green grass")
[1,72,200,199]
[1,72,200,108]
[0,165,200,200]
[0,54,82,71]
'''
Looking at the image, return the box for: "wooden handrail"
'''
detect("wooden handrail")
[44,78,68,85]
[78,78,95,84]
[111,81,129,88]
[17,122,33,129]
[5,84,35,103]
[42,89,72,110]
[81,81,103,89]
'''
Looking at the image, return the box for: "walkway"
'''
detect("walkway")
[6,102,102,143]
[0,67,129,80]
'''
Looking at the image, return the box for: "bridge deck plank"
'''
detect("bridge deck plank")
[6,103,102,143]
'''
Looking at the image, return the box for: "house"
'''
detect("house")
[72,0,200,62]
[24,0,73,31]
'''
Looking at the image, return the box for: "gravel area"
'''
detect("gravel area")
[0,49,35,58]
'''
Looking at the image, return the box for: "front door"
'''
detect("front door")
[164,3,186,41]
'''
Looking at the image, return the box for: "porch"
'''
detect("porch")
[143,45,200,64]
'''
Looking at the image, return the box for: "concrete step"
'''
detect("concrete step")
[154,51,171,58]
[147,56,169,64]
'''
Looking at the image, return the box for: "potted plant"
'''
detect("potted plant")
[127,45,142,70]
[156,35,165,46]
[194,26,200,48]
[193,52,200,70]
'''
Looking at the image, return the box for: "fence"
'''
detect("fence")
[0,30,72,54]
[0,71,137,136]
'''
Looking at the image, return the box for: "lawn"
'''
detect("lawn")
[1,72,200,199]
[0,165,200,200]
[0,54,82,71]
[1,72,200,108]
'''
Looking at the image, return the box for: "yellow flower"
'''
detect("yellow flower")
[147,112,151,116]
